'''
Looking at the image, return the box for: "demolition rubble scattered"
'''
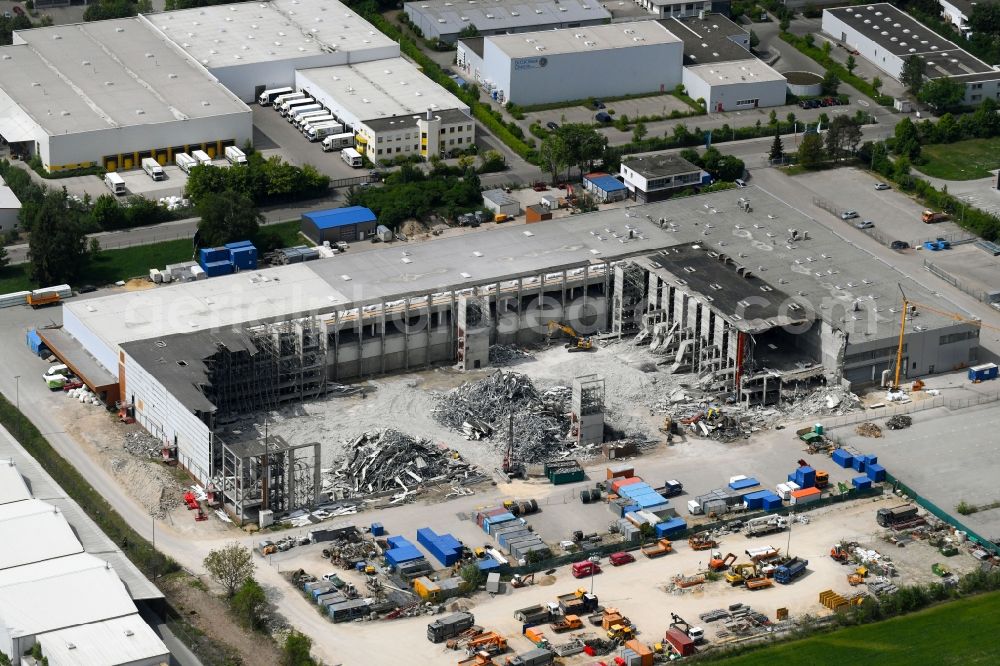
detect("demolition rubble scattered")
[856,422,883,438]
[123,431,162,458]
[488,344,534,367]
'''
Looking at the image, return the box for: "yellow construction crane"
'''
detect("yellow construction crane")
[891,289,1000,390]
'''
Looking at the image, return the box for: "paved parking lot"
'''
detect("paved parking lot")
[252,106,366,180]
[523,94,692,130]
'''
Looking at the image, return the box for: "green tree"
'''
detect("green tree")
[459,563,485,593]
[787,112,797,125]
[768,109,778,126]
[91,193,127,231]
[0,245,7,270]
[749,30,759,49]
[556,124,606,177]
[27,189,89,286]
[821,40,831,56]
[969,3,1000,34]
[184,164,231,205]
[700,147,746,181]
[231,578,268,630]
[917,78,966,114]
[539,133,568,184]
[203,542,254,598]
[824,115,863,157]
[872,76,883,94]
[893,117,922,160]
[846,55,857,74]
[631,121,648,144]
[83,0,137,21]
[797,132,825,168]
[779,16,790,32]
[281,631,316,666]
[0,648,11,666]
[901,55,926,94]
[769,133,784,161]
[820,71,841,96]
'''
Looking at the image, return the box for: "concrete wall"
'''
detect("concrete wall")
[63,306,118,375]
[842,322,979,386]
[0,205,18,232]
[962,77,1000,107]
[682,66,787,112]
[822,11,904,80]
[482,38,682,105]
[456,42,486,85]
[124,351,213,483]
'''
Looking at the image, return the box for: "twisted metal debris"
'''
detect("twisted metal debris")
[488,344,534,367]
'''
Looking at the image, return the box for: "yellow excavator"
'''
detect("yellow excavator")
[546,321,596,352]
[725,563,756,586]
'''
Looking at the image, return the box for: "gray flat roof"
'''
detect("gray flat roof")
[298,57,469,124]
[684,59,786,85]
[460,36,485,58]
[2,18,247,135]
[405,0,611,35]
[664,14,752,65]
[825,4,994,78]
[487,20,680,58]
[144,0,397,68]
[621,151,701,178]
[365,107,472,133]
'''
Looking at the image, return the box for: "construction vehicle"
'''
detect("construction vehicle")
[446,627,485,650]
[468,632,508,655]
[556,589,598,615]
[428,612,476,643]
[510,573,534,588]
[876,504,919,528]
[549,615,583,633]
[725,563,756,586]
[523,627,549,648]
[709,552,737,572]
[606,623,634,643]
[815,470,830,489]
[848,565,868,585]
[640,539,672,558]
[688,535,718,551]
[922,210,949,223]
[773,557,809,584]
[743,515,788,537]
[745,546,780,563]
[546,321,595,352]
[830,542,857,563]
[669,613,704,644]
[744,572,774,590]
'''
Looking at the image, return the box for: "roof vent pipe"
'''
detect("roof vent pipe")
[426,107,432,120]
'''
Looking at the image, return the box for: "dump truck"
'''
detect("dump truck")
[557,590,598,615]
[876,504,919,528]
[524,627,548,647]
[744,574,774,590]
[688,535,717,551]
[514,604,554,624]
[549,615,582,633]
[428,612,476,643]
[641,539,673,558]
[922,210,949,223]
[774,557,809,584]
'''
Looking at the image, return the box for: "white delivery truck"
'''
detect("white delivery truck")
[258,86,293,106]
[191,150,212,166]
[280,97,314,117]
[104,171,127,196]
[322,133,355,151]
[224,146,247,165]
[175,152,197,174]
[305,122,345,142]
[272,91,304,110]
[341,147,363,168]
[288,103,321,123]
[141,157,166,181]
[296,111,334,130]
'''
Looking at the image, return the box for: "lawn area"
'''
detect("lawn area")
[708,592,1000,665]
[916,137,1000,181]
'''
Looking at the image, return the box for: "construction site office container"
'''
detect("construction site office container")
[851,456,867,473]
[866,463,886,482]
[315,591,346,606]
[413,576,442,600]
[852,476,873,490]
[864,454,878,465]
[968,363,999,381]
[790,487,821,504]
[309,583,334,599]
[761,494,783,511]
[478,557,501,572]
[328,598,372,623]
[654,517,686,537]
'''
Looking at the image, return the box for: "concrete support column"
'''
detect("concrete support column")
[355,308,363,378]
[379,302,387,375]
[403,298,411,370]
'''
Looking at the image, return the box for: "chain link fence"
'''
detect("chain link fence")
[819,390,1000,431]
[923,259,995,303]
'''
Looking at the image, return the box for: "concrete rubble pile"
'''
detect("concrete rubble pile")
[434,370,574,462]
[122,431,162,458]
[488,344,534,367]
[856,422,883,438]
[886,414,913,430]
[327,429,480,497]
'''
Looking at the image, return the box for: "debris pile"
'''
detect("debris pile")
[326,429,479,498]
[886,414,913,430]
[122,431,162,458]
[434,371,574,462]
[856,422,883,438]
[488,344,534,367]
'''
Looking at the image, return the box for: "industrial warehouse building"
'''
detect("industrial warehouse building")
[456,21,683,105]
[0,177,20,233]
[0,18,251,173]
[822,4,1000,106]
[144,0,400,103]
[301,206,378,245]
[669,14,788,111]
[404,0,612,45]
[295,58,474,160]
[54,188,979,522]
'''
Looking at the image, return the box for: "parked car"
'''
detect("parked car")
[735,178,748,188]
[592,99,605,109]
[841,210,859,220]
[875,182,891,190]
[546,121,559,131]
[609,552,635,566]
[595,112,612,123]
[856,220,875,229]
[890,240,910,250]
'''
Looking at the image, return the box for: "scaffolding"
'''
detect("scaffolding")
[612,262,647,336]
[571,374,605,446]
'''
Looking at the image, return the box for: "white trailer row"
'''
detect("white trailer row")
[267,89,357,149]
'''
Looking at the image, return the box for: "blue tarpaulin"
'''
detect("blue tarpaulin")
[303,206,376,230]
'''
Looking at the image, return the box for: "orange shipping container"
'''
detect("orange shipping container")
[524,627,545,645]
[625,639,654,666]
[606,465,634,480]
[790,487,821,504]
[611,476,643,494]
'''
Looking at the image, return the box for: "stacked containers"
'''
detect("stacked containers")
[790,466,817,488]
[866,463,886,482]
[385,536,425,566]
[416,528,463,566]
[654,517,687,538]
[851,456,867,473]
[831,449,855,468]
[852,476,873,490]
[619,520,641,545]
[611,476,643,494]
[743,490,771,510]
[790,487,821,505]
[761,492,783,511]
[229,245,258,270]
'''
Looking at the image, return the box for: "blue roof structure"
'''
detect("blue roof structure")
[304,206,376,230]
[585,174,626,192]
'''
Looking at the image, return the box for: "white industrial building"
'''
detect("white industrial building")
[144,0,400,103]
[0,176,20,233]
[619,151,707,203]
[939,0,981,38]
[0,461,168,666]
[823,4,1000,106]
[456,21,683,105]
[0,18,251,173]
[296,58,474,161]
[404,0,612,45]
[633,0,711,19]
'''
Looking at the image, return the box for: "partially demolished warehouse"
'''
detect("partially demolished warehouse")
[57,188,979,521]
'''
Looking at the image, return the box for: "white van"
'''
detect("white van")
[306,122,345,142]
[288,103,321,123]
[280,97,314,117]
[224,146,247,165]
[141,158,165,181]
[341,147,363,168]
[104,171,126,196]
[191,150,212,166]
[258,86,293,106]
[175,152,196,174]
[322,133,355,152]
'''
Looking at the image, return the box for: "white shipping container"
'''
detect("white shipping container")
[149,268,162,284]
[687,499,702,515]
[224,146,247,165]
[175,153,196,173]
[191,150,212,166]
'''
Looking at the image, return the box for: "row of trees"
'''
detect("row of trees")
[899,55,968,114]
[891,99,1000,161]
[794,115,865,168]
[345,163,484,229]
[538,124,607,183]
[83,0,150,21]
[678,147,747,182]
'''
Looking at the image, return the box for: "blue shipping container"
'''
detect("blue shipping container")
[864,454,878,466]
[852,476,873,490]
[831,449,854,468]
[729,477,760,491]
[655,518,687,537]
[386,535,409,549]
[795,467,816,488]
[866,463,886,482]
[370,522,384,537]
[762,495,783,511]
[477,558,500,572]
[619,483,653,499]
[224,240,254,250]
[851,457,867,472]
[203,260,234,277]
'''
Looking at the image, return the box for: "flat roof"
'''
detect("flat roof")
[664,15,753,65]
[405,0,611,35]
[824,4,995,78]
[304,206,377,230]
[460,36,485,58]
[298,57,469,123]
[0,180,20,210]
[486,20,680,58]
[1,18,247,136]
[37,615,169,666]
[37,328,118,389]
[144,0,397,68]
[621,151,701,178]
[585,173,627,192]
[0,499,85,571]
[0,553,138,637]
[0,462,30,505]
[364,107,471,133]
[684,58,787,85]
